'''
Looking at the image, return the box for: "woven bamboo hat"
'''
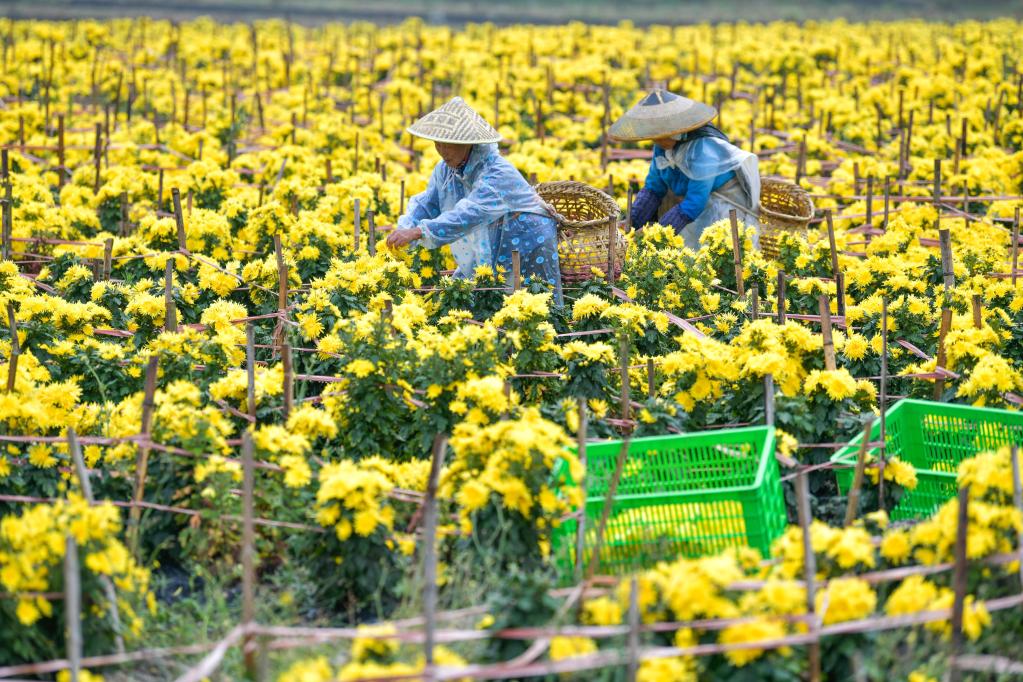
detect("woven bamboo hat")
[407,96,502,144]
[609,89,717,142]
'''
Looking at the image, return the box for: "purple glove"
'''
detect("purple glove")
[630,188,661,229]
[659,204,693,235]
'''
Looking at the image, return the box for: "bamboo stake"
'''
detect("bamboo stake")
[164,260,177,333]
[948,484,971,682]
[423,433,448,669]
[129,356,159,556]
[843,419,875,527]
[64,535,81,682]
[5,303,18,393]
[729,209,745,297]
[172,188,187,252]
[796,471,821,682]
[574,399,588,584]
[241,430,257,678]
[819,295,836,371]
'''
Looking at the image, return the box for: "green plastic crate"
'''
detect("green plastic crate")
[552,426,786,579]
[832,399,1023,520]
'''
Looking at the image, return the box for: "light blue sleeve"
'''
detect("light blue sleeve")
[418,165,512,248]
[397,165,442,230]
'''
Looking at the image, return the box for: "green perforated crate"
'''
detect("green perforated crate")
[832,399,1023,520]
[552,426,786,579]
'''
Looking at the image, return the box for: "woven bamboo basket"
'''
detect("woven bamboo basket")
[535,180,626,283]
[758,179,814,260]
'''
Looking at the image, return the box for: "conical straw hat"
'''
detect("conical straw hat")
[407,97,502,144]
[608,89,717,142]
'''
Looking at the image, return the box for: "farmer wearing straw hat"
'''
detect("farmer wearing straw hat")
[386,97,563,303]
[611,89,760,250]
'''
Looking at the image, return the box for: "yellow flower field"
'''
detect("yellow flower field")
[0,14,1022,681]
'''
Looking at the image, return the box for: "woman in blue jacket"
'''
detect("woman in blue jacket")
[610,89,760,250]
[386,97,563,303]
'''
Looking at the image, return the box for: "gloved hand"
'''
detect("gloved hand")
[659,204,693,236]
[630,188,661,230]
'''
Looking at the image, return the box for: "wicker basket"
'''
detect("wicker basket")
[535,180,626,283]
[758,179,814,260]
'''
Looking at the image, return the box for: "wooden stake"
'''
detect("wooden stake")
[1010,206,1018,286]
[606,216,616,282]
[103,238,113,280]
[119,192,129,235]
[1011,446,1023,601]
[246,324,256,420]
[6,303,18,393]
[824,211,839,279]
[574,399,588,583]
[879,297,889,510]
[1,177,11,261]
[399,179,405,216]
[57,113,66,189]
[129,356,159,556]
[172,188,187,252]
[367,210,376,256]
[353,199,361,252]
[619,335,631,423]
[511,250,521,291]
[93,123,102,194]
[796,470,822,682]
[64,535,82,682]
[626,575,639,682]
[865,177,874,227]
[972,295,983,329]
[764,374,775,426]
[939,229,955,292]
[164,260,177,333]
[274,234,287,312]
[729,209,745,297]
[882,176,891,229]
[586,436,631,580]
[240,430,257,677]
[843,419,875,527]
[68,428,126,654]
[948,484,971,682]
[157,170,164,212]
[647,358,656,398]
[933,159,942,207]
[819,295,836,371]
[776,271,787,324]
[282,340,293,422]
[422,433,448,669]
[750,286,759,320]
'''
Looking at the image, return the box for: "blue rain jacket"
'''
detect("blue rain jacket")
[643,144,736,222]
[398,143,562,301]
